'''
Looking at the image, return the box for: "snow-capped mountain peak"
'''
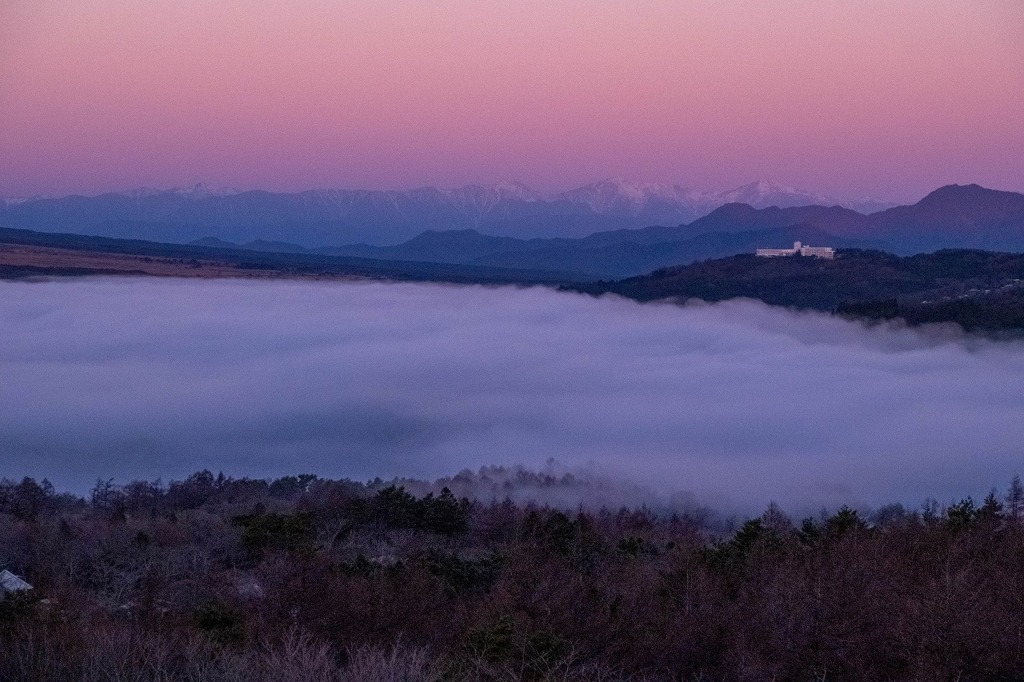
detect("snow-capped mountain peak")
[108,187,165,199]
[715,180,831,208]
[713,180,897,213]
[1,194,50,206]
[101,184,242,200]
[556,178,704,214]
[169,183,243,199]
[432,182,544,219]
[491,180,542,202]
[0,179,900,246]
[441,181,541,202]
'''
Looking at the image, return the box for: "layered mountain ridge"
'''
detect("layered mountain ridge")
[0,179,894,247]
[177,184,1024,278]
[4,182,1023,279]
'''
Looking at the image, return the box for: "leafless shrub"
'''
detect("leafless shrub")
[340,641,439,682]
[257,625,341,681]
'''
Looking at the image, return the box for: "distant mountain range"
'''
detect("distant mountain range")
[181,185,1024,279]
[3,182,1024,279]
[0,179,894,247]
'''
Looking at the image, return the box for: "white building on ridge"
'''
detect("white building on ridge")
[756,241,835,259]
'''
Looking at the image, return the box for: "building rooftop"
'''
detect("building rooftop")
[0,569,32,593]
[756,241,835,259]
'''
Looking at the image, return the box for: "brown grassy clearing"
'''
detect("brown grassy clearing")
[0,242,365,281]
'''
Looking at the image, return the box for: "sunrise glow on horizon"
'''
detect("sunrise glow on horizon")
[1,0,1022,201]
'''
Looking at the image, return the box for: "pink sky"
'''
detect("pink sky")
[0,0,1022,201]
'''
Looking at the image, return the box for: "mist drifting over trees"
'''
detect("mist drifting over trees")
[2,469,1024,680]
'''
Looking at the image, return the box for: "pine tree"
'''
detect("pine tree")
[978,489,1004,525]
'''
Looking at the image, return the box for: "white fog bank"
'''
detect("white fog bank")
[2,278,1023,514]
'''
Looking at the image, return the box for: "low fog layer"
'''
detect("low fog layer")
[2,278,1023,514]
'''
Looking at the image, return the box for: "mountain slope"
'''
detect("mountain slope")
[870,184,1024,251]
[0,179,891,246]
[575,248,1024,315]
[318,229,542,263]
[6,183,1022,278]
[0,226,589,284]
[684,203,871,236]
[187,184,1024,278]
[657,184,1024,254]
[472,226,874,278]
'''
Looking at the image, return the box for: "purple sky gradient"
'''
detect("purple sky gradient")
[1,1,1022,200]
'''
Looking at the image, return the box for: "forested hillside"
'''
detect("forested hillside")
[577,249,1024,331]
[2,470,1024,680]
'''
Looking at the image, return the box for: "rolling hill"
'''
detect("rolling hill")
[573,248,1024,331]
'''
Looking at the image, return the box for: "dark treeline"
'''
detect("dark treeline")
[572,249,1024,332]
[0,226,583,284]
[836,288,1024,333]
[3,470,1024,680]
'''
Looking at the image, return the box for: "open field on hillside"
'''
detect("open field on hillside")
[0,242,366,281]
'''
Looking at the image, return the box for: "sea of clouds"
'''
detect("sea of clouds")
[2,278,1023,516]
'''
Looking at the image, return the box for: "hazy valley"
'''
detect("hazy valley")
[5,0,1024,676]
